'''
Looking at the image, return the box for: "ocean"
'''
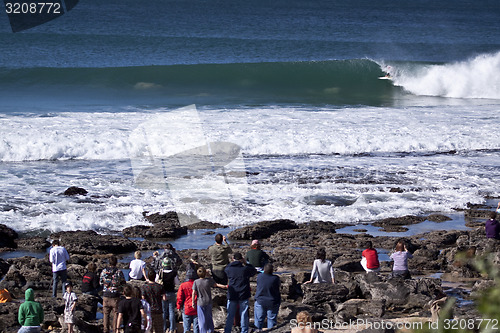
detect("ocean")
[1,0,499,235]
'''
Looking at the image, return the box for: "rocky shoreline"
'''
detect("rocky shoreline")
[0,203,499,333]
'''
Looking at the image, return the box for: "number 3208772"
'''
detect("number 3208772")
[5,2,62,14]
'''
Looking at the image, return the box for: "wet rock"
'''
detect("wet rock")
[228,219,298,240]
[63,186,88,196]
[51,230,137,255]
[123,212,188,239]
[0,301,19,332]
[427,214,452,223]
[372,216,426,232]
[0,224,18,249]
[16,237,50,251]
[186,221,226,229]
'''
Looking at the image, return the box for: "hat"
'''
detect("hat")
[162,257,172,269]
[64,282,72,289]
[233,252,243,260]
[191,252,199,260]
[251,240,259,246]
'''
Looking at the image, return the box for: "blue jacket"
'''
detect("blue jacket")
[255,273,281,308]
[224,261,257,301]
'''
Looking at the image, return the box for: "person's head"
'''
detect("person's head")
[87,262,97,272]
[25,288,35,301]
[215,233,223,244]
[65,282,73,292]
[147,269,156,282]
[123,283,134,298]
[233,252,243,262]
[153,251,159,257]
[395,240,405,252]
[109,255,118,267]
[251,239,260,250]
[263,263,274,275]
[134,251,142,260]
[133,286,142,299]
[197,266,207,279]
[365,241,373,249]
[191,252,199,262]
[296,311,312,325]
[489,211,497,220]
[52,239,60,247]
[316,248,326,262]
[165,243,174,251]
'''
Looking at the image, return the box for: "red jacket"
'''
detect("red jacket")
[362,248,380,269]
[177,280,197,316]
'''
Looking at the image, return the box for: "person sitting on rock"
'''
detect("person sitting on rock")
[304,248,335,284]
[390,240,413,279]
[485,211,500,240]
[129,251,147,281]
[291,311,318,333]
[360,241,380,273]
[18,288,44,333]
[245,240,270,271]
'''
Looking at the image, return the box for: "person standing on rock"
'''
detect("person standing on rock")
[360,241,380,273]
[485,211,500,240]
[390,240,413,279]
[224,252,257,333]
[162,243,182,271]
[245,240,270,271]
[254,263,281,330]
[82,262,102,303]
[304,248,335,284]
[100,255,126,333]
[49,239,70,298]
[18,288,44,333]
[129,251,147,281]
[63,282,77,333]
[208,234,232,285]
[177,272,199,333]
[116,284,146,333]
[142,270,167,333]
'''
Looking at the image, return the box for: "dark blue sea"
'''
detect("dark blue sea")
[0,0,499,234]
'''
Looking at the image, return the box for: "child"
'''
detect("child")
[192,267,227,333]
[134,286,152,333]
[177,275,198,333]
[63,282,77,333]
[360,241,380,273]
[116,284,146,333]
[291,311,318,333]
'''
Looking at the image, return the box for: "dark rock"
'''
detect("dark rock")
[123,212,188,239]
[372,216,426,231]
[389,187,404,193]
[203,231,215,235]
[0,224,18,249]
[63,186,88,196]
[186,221,226,230]
[0,258,10,279]
[279,273,301,300]
[301,283,349,308]
[427,214,452,223]
[51,230,137,255]
[228,219,298,240]
[353,229,368,233]
[16,237,50,251]
[298,221,338,234]
[333,254,364,272]
[0,301,19,332]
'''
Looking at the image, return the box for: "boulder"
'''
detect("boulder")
[372,216,426,232]
[51,230,137,255]
[335,299,386,322]
[63,186,88,196]
[301,283,349,309]
[228,219,298,240]
[123,212,187,239]
[16,237,50,251]
[186,220,226,229]
[0,224,18,249]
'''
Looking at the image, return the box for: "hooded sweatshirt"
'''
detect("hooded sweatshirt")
[18,288,44,327]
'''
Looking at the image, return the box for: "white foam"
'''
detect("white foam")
[1,103,500,162]
[391,51,500,99]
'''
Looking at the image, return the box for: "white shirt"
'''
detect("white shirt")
[129,259,146,280]
[49,246,70,272]
[311,259,334,283]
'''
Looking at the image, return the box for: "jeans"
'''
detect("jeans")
[197,304,214,333]
[18,327,41,333]
[182,312,199,333]
[224,299,249,333]
[163,292,176,332]
[253,301,279,329]
[52,269,67,297]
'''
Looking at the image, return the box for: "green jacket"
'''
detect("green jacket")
[18,288,44,327]
[209,243,232,270]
